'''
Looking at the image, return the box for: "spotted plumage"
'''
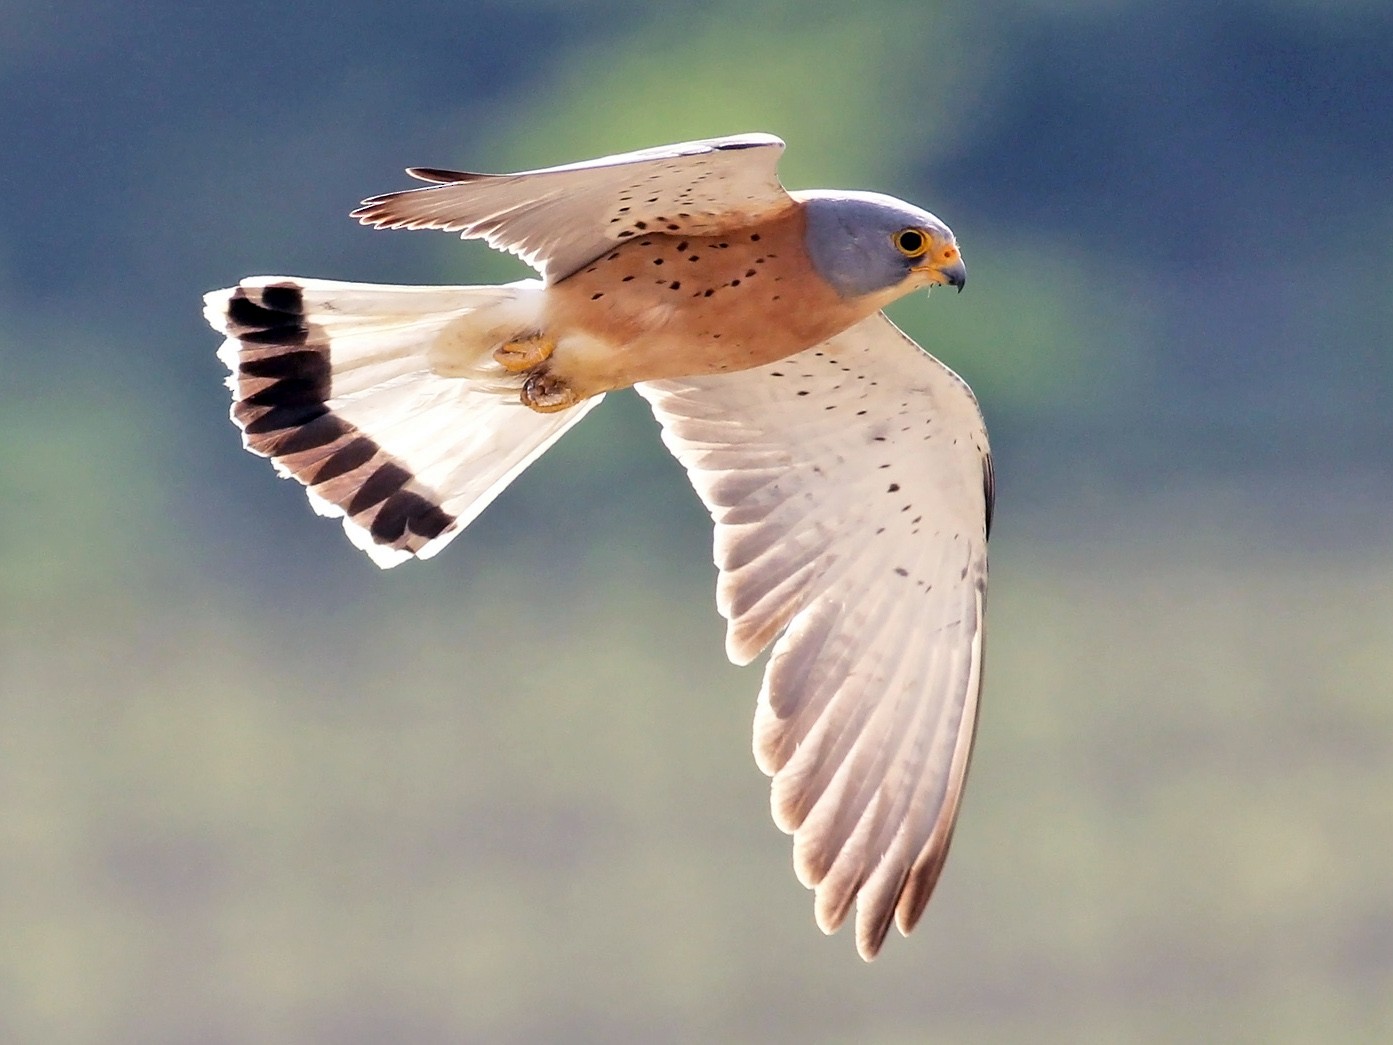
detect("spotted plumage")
[204,133,988,961]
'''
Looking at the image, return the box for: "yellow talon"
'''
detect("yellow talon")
[494,334,555,372]
[521,371,580,413]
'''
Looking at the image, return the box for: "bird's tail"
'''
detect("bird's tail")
[204,276,603,567]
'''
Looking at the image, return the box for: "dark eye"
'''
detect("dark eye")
[893,228,929,258]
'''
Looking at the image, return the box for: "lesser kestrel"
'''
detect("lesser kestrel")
[205,133,991,960]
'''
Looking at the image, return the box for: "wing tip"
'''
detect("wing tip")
[404,166,487,184]
[349,196,400,226]
[725,628,763,667]
[714,132,786,152]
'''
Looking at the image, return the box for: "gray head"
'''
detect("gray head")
[797,190,966,301]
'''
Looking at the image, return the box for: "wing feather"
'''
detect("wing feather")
[351,133,794,283]
[637,311,990,960]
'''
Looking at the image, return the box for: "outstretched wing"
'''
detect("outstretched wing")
[351,133,794,283]
[636,312,992,961]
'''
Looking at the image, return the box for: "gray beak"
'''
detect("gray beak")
[942,256,967,293]
[919,255,967,293]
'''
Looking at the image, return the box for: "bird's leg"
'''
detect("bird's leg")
[494,333,555,372]
[520,370,581,413]
[495,331,579,412]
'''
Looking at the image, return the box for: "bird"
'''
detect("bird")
[204,133,991,961]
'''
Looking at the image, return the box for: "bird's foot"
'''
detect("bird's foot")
[494,334,555,372]
[521,371,580,413]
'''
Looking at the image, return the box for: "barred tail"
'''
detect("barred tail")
[204,276,602,567]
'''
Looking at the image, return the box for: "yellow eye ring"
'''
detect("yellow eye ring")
[892,228,931,258]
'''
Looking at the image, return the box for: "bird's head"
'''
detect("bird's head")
[796,190,965,305]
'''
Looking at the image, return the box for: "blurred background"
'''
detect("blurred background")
[3,1,1392,1041]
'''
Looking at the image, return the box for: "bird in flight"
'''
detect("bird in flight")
[204,133,992,961]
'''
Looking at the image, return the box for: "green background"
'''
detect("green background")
[3,1,1391,1041]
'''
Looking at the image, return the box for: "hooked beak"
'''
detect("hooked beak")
[917,255,966,293]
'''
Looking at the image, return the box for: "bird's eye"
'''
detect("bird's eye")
[892,228,930,258]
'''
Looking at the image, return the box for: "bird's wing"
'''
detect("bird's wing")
[351,133,794,283]
[636,311,992,960]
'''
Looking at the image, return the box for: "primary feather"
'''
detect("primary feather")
[637,313,990,959]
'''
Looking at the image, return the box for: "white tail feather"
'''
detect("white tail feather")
[205,276,603,567]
